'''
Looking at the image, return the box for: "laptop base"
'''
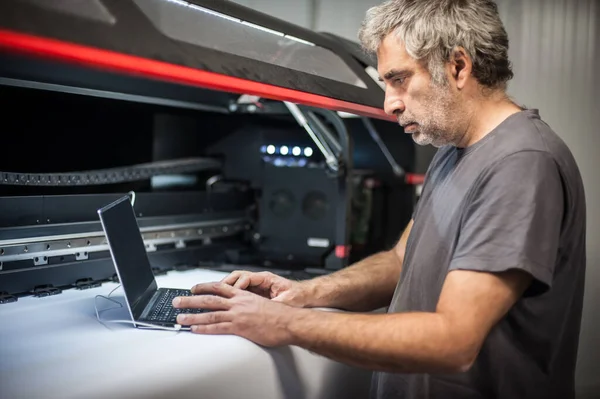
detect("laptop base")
[138,287,209,328]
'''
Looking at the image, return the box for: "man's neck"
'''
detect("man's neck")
[458,91,522,148]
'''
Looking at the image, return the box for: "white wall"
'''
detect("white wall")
[227,0,600,395]
[312,0,380,39]
[496,1,600,396]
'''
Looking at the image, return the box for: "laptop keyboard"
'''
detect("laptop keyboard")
[147,289,208,323]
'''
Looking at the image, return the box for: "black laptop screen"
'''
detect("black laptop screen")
[98,196,157,318]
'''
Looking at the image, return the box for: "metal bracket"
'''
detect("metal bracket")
[75,252,89,261]
[283,101,341,173]
[31,285,62,298]
[33,256,49,266]
[146,243,157,252]
[0,291,17,304]
[72,278,102,290]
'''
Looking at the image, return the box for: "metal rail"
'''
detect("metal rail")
[0,218,247,270]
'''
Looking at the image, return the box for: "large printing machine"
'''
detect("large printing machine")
[0,1,423,398]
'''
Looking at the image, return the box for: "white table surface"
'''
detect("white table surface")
[0,268,372,399]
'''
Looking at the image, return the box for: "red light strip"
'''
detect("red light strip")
[404,173,425,185]
[0,29,394,121]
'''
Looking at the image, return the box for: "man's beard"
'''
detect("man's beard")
[398,83,464,147]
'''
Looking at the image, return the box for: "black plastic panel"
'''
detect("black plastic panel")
[0,191,253,229]
[0,0,385,109]
[258,164,337,263]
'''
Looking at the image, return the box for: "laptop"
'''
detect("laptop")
[97,195,208,330]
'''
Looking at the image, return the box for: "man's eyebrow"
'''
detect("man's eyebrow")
[379,69,413,82]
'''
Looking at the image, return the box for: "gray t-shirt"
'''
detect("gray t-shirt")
[373,109,586,399]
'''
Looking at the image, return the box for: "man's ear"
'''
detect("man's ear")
[449,46,472,90]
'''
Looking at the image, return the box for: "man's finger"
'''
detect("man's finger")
[177,311,232,326]
[190,322,234,335]
[233,275,250,289]
[221,271,243,285]
[191,282,237,298]
[172,294,231,310]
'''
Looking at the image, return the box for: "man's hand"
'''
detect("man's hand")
[173,282,296,347]
[220,270,309,307]
[173,268,531,373]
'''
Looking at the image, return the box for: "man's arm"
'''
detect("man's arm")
[301,219,413,312]
[286,268,532,373]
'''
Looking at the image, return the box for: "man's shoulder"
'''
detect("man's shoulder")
[494,109,582,183]
[464,108,574,171]
[488,108,557,156]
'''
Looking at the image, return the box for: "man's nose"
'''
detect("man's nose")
[384,94,405,116]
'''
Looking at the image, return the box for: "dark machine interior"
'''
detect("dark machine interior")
[0,0,418,301]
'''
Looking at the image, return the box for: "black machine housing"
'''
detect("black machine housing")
[0,0,418,300]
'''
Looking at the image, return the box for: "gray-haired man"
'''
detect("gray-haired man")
[174,1,587,398]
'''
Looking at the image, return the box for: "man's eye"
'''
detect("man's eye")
[394,77,406,85]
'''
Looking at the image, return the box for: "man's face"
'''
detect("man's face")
[377,35,464,147]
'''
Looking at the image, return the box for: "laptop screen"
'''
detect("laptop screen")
[97,196,157,319]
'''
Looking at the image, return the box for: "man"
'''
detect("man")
[173,0,587,398]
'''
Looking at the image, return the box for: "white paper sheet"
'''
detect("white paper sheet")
[0,268,372,399]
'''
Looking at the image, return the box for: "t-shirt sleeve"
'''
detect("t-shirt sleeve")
[449,151,564,296]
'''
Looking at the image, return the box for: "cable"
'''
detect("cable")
[128,190,136,207]
[0,157,222,186]
[94,285,183,333]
